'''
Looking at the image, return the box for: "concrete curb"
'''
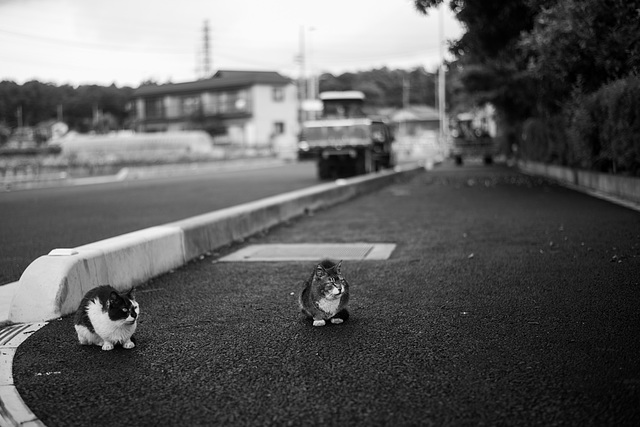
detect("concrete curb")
[7,165,424,324]
[0,322,47,427]
[518,160,640,207]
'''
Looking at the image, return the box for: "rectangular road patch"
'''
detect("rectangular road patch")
[218,243,396,262]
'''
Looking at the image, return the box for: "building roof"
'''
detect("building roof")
[133,70,292,97]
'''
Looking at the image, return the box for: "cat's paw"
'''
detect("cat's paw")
[101,342,114,351]
[312,319,326,327]
[123,341,136,349]
[330,318,344,324]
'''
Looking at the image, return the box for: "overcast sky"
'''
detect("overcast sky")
[0,0,463,88]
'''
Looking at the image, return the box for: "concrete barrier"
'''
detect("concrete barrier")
[8,165,424,324]
[518,160,640,205]
[58,131,215,154]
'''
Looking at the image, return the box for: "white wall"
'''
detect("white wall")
[250,84,298,147]
[136,99,145,120]
[165,96,179,118]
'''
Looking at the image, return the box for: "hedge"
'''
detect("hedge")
[521,76,640,177]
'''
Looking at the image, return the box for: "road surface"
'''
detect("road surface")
[0,161,318,285]
[12,162,640,426]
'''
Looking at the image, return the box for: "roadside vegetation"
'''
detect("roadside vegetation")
[415,0,640,176]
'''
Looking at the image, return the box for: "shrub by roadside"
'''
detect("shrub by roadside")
[521,76,640,177]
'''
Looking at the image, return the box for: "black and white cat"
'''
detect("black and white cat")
[299,259,350,326]
[74,285,139,351]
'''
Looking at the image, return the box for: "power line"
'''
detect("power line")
[315,48,441,64]
[0,28,193,54]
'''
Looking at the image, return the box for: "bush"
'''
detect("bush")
[566,92,600,169]
[520,115,568,164]
[568,76,640,175]
[522,76,640,176]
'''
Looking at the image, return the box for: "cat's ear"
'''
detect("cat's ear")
[336,260,343,274]
[127,288,136,300]
[109,291,120,303]
[315,264,327,279]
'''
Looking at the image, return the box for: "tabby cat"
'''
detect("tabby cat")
[299,259,350,326]
[74,285,139,351]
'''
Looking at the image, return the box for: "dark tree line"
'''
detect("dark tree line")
[0,81,134,136]
[318,67,442,109]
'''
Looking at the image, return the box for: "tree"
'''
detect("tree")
[415,0,640,120]
[415,0,542,128]
[521,0,640,112]
[0,80,134,134]
[318,67,439,109]
[0,81,21,128]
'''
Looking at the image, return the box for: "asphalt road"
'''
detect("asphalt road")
[0,160,318,285]
[13,162,640,426]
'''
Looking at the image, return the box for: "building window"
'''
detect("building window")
[272,87,284,102]
[219,92,229,113]
[233,90,249,112]
[145,97,164,119]
[208,90,250,114]
[203,92,218,114]
[180,95,201,116]
[274,121,285,135]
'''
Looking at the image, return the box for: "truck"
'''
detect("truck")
[300,91,395,180]
[450,111,497,165]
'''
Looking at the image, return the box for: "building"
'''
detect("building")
[131,70,299,150]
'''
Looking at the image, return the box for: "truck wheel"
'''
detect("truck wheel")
[354,155,364,175]
[354,149,373,176]
[381,153,394,169]
[364,150,374,174]
[454,155,463,166]
[317,158,330,180]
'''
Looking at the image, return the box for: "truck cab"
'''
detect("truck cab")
[301,91,395,180]
[450,111,497,165]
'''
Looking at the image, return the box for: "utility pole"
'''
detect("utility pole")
[203,20,211,78]
[306,27,316,102]
[297,25,307,123]
[403,75,410,109]
[299,25,307,101]
[438,4,447,145]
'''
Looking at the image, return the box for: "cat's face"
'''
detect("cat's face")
[315,262,346,300]
[107,290,139,325]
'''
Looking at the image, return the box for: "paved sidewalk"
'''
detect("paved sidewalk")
[7,163,640,426]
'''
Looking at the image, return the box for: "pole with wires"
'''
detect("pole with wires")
[203,20,211,78]
[438,4,447,149]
